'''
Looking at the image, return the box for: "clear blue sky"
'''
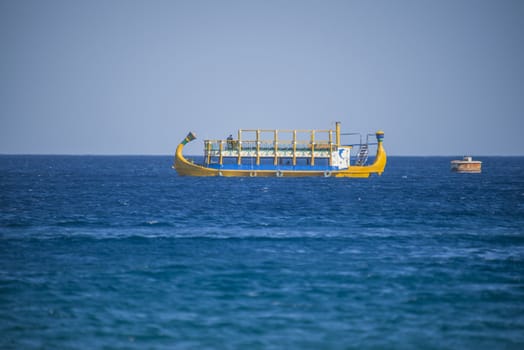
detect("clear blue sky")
[1,0,523,155]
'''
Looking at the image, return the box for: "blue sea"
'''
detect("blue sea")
[1,155,523,349]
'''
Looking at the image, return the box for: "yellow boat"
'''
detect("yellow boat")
[173,122,386,178]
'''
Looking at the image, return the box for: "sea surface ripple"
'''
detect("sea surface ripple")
[1,155,523,349]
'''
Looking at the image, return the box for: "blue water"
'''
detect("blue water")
[1,155,523,349]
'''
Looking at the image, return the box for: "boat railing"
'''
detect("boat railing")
[366,133,378,145]
[204,140,335,166]
[202,125,351,166]
[204,139,334,152]
[240,140,257,152]
[337,133,382,165]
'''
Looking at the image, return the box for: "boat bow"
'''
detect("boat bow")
[174,132,218,176]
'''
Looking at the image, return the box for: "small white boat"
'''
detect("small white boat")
[451,156,482,173]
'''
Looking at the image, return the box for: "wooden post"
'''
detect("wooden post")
[219,141,223,165]
[336,121,341,147]
[328,130,333,166]
[237,129,242,165]
[206,141,211,165]
[310,130,315,166]
[274,130,278,166]
[292,130,297,166]
[256,129,260,165]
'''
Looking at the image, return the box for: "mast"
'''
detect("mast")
[335,121,341,147]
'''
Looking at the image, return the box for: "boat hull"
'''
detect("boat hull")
[451,156,482,173]
[451,161,482,173]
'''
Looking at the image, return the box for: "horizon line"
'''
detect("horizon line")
[1,153,524,157]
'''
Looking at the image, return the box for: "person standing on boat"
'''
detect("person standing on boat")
[227,134,233,150]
